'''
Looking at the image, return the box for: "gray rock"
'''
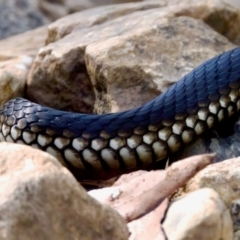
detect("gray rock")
[0,0,49,40]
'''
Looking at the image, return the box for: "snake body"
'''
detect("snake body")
[1,48,240,179]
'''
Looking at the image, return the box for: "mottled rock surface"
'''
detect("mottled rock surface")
[178,157,240,207]
[0,142,129,240]
[0,0,143,40]
[0,0,49,40]
[163,188,233,240]
[0,26,47,107]
[89,154,215,220]
[175,157,240,239]
[27,0,238,114]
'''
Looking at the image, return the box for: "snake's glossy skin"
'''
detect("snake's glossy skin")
[1,48,240,180]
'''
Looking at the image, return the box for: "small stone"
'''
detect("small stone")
[162,188,233,240]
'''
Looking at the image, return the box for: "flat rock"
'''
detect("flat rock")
[163,188,233,240]
[0,0,144,40]
[0,142,128,240]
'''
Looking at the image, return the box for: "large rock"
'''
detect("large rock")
[27,0,238,114]
[85,16,235,113]
[47,0,240,44]
[0,142,128,240]
[162,188,233,240]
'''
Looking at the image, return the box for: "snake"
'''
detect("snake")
[0,47,240,180]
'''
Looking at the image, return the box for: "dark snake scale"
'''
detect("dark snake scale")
[1,48,240,180]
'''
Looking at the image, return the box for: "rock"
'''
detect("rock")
[88,154,215,221]
[46,2,165,44]
[0,26,47,107]
[175,157,240,239]
[0,142,129,240]
[146,0,240,44]
[128,198,169,240]
[0,0,145,40]
[28,1,167,113]
[41,0,145,22]
[162,188,233,240]
[177,157,240,208]
[27,0,237,114]
[0,0,49,40]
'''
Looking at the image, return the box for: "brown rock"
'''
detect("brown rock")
[85,16,236,113]
[0,0,49,40]
[162,188,233,240]
[40,0,144,22]
[145,0,240,44]
[0,26,47,58]
[128,198,169,240]
[28,1,166,113]
[0,142,128,240]
[0,0,143,39]
[89,154,215,222]
[46,2,165,43]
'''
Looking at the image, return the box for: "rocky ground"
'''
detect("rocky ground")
[0,0,240,239]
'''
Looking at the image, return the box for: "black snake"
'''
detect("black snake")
[0,47,240,180]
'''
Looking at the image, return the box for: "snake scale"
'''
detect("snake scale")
[0,47,240,180]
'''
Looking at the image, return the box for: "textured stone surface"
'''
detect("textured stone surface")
[163,188,233,240]
[0,142,129,240]
[0,0,49,40]
[0,26,47,108]
[27,0,237,114]
[85,16,235,113]
[46,2,165,44]
[177,158,240,208]
[89,154,215,221]
[0,0,144,40]
[128,199,168,240]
